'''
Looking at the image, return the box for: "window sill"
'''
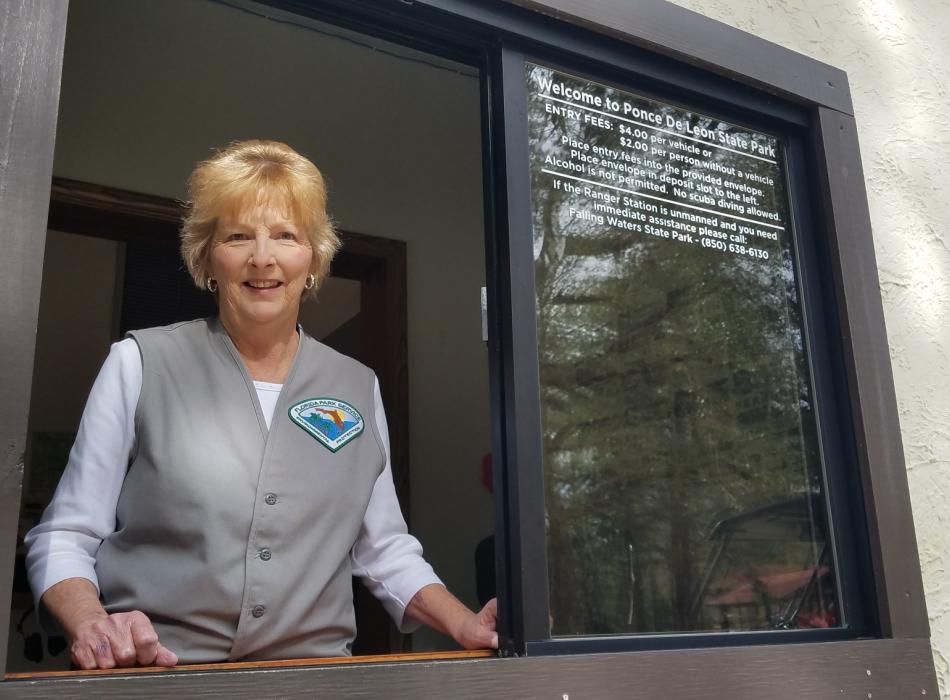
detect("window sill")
[1,639,937,698]
[4,649,494,680]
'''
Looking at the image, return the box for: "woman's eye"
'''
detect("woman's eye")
[226,233,248,242]
[279,231,298,241]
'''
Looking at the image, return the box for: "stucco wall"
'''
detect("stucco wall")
[668,0,950,694]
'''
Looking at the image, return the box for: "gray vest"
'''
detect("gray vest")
[95,318,385,662]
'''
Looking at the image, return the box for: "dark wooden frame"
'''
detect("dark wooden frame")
[492,44,882,656]
[0,0,70,679]
[0,0,937,696]
[476,0,929,661]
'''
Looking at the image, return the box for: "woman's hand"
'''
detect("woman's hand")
[405,584,499,650]
[41,577,178,669]
[69,609,178,669]
[454,598,498,650]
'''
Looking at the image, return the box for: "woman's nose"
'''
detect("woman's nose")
[249,237,276,266]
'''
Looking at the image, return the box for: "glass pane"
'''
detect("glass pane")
[525,63,840,636]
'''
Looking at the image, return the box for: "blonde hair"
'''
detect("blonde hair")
[180,139,340,297]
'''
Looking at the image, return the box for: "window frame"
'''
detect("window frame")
[495,48,877,654]
[0,0,936,696]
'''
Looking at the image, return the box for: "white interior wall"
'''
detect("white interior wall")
[51,0,491,650]
[298,276,360,342]
[12,231,121,672]
[668,0,950,693]
[27,244,360,442]
[28,232,119,436]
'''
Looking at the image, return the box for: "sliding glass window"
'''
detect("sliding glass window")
[525,62,839,638]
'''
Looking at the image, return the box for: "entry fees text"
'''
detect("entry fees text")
[533,72,786,262]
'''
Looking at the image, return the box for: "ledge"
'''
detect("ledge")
[1,639,937,699]
[4,649,493,680]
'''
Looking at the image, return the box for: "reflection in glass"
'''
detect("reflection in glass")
[526,63,839,636]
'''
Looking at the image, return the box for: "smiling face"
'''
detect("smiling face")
[209,199,314,331]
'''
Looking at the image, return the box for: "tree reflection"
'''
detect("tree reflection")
[527,65,835,635]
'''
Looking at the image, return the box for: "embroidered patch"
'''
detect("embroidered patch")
[288,398,364,452]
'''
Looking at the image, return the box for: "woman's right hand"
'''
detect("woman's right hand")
[69,609,178,669]
[41,577,178,669]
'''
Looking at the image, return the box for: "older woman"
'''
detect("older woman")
[25,140,497,668]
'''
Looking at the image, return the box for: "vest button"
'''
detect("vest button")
[252,605,266,618]
[259,548,272,561]
[264,493,277,505]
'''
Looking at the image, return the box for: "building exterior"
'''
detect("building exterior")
[0,0,944,696]
[669,2,950,692]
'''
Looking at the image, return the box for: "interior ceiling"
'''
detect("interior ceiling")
[215,0,479,78]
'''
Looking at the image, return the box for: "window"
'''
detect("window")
[1,0,936,695]
[493,41,880,654]
[526,62,839,637]
[7,0,491,673]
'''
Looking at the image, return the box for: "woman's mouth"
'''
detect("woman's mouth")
[244,280,282,289]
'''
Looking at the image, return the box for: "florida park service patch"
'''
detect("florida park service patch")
[289,398,364,452]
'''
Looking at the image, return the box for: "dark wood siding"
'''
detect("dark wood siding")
[0,0,69,676]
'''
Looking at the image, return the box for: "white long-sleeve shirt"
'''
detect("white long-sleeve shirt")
[24,338,440,631]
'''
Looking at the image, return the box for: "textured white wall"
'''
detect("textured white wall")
[668,0,950,694]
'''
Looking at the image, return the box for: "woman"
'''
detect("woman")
[25,140,497,669]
